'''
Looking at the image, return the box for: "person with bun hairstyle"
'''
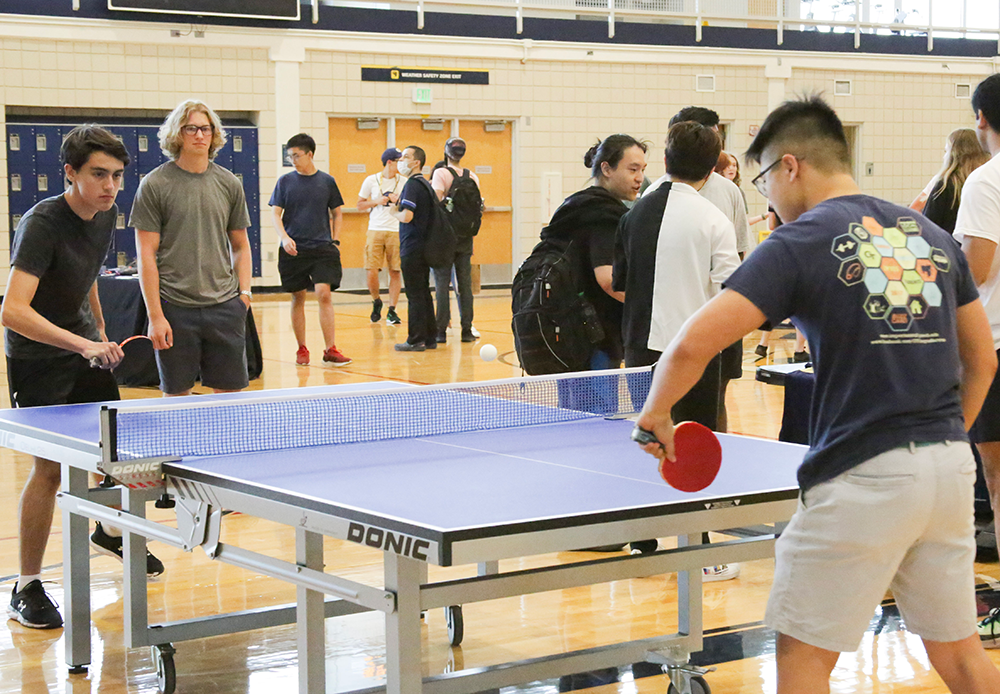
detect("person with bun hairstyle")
[539,134,648,370]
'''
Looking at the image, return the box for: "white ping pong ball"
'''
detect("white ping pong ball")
[480,344,498,362]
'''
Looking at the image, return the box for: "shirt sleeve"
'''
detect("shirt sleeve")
[328,177,345,210]
[710,217,741,292]
[227,177,251,231]
[723,234,800,324]
[611,214,628,293]
[431,168,451,195]
[731,190,751,255]
[954,173,1000,244]
[399,179,419,211]
[128,175,162,232]
[9,213,55,279]
[268,175,285,208]
[359,175,374,200]
[951,243,981,307]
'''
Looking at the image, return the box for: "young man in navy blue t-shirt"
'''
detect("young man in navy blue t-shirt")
[634,97,1000,692]
[270,133,350,366]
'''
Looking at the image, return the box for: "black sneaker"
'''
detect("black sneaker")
[370,298,383,323]
[91,522,165,577]
[8,580,62,629]
[436,332,447,344]
[461,330,476,343]
[386,307,401,325]
[394,341,425,352]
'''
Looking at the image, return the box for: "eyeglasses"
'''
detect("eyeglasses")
[181,124,213,136]
[752,155,804,197]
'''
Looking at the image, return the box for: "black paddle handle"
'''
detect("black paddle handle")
[630,425,664,448]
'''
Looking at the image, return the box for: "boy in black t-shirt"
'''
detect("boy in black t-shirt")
[2,126,162,631]
[634,98,1000,692]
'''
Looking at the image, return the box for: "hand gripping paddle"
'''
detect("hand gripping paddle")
[90,334,152,368]
[631,421,722,492]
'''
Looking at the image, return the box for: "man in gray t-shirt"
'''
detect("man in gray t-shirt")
[131,99,253,395]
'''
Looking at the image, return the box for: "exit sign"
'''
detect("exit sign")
[412,87,432,104]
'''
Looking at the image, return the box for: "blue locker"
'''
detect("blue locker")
[228,127,261,277]
[104,126,139,266]
[7,125,37,253]
[33,125,62,204]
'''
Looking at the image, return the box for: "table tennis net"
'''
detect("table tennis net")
[113,369,654,460]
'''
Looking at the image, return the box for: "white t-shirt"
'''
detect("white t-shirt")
[954,151,1000,347]
[642,176,740,351]
[359,172,407,232]
[698,172,751,255]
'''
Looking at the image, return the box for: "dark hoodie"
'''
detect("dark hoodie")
[540,185,627,363]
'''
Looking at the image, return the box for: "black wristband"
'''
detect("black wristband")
[332,239,340,246]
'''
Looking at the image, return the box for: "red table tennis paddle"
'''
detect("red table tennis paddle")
[90,334,152,368]
[631,421,722,492]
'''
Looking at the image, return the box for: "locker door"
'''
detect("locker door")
[327,117,389,270]
[214,133,234,170]
[104,126,138,265]
[229,127,261,277]
[7,126,38,246]
[33,125,62,203]
[456,121,512,273]
[130,127,166,266]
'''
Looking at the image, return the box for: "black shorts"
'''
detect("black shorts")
[720,338,743,381]
[7,353,120,408]
[157,297,249,394]
[278,244,342,293]
[971,348,1000,443]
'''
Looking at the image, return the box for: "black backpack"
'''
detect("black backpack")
[511,238,605,375]
[442,166,484,239]
[412,176,457,268]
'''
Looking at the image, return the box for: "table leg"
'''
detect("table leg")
[62,466,91,672]
[122,487,150,647]
[297,528,326,693]
[384,554,423,694]
[676,533,703,652]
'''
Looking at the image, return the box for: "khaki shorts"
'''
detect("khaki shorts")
[365,229,401,272]
[766,441,977,653]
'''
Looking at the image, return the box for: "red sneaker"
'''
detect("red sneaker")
[295,345,310,365]
[322,346,352,366]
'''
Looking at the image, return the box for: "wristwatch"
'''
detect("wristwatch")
[240,289,253,299]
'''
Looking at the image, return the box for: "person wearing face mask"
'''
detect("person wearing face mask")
[538,134,648,372]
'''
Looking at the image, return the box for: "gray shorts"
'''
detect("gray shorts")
[766,441,977,652]
[156,297,249,394]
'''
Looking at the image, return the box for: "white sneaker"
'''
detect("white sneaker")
[470,326,480,338]
[703,564,740,582]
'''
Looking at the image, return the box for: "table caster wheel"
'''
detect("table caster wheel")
[446,605,464,646]
[668,675,710,694]
[152,643,176,694]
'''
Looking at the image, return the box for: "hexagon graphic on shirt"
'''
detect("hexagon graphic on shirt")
[929,247,952,273]
[900,269,924,296]
[883,227,908,249]
[837,258,866,286]
[849,223,872,243]
[908,295,930,320]
[906,235,931,259]
[864,268,889,294]
[831,234,860,261]
[862,217,885,237]
[880,257,904,281]
[885,281,909,307]
[873,235,895,258]
[914,258,938,283]
[864,294,890,320]
[885,306,914,332]
[922,281,943,308]
[858,243,883,268]
[893,246,917,271]
[897,218,922,236]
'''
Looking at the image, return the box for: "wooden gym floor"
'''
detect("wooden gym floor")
[1,288,998,693]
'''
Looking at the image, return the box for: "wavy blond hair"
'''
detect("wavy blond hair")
[933,128,989,209]
[158,99,227,160]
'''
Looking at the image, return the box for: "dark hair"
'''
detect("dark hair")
[745,95,851,173]
[61,124,130,171]
[973,74,1000,133]
[405,145,426,168]
[669,106,720,129]
[584,134,648,180]
[286,133,316,155]
[665,122,722,182]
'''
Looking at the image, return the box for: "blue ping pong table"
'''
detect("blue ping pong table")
[0,369,806,694]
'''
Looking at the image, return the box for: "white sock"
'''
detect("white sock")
[16,574,41,592]
[101,523,123,538]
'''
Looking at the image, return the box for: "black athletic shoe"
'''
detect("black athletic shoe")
[8,580,62,629]
[370,298,383,323]
[792,350,811,363]
[629,540,659,555]
[436,332,447,344]
[90,522,165,577]
[394,341,426,352]
[386,307,401,325]
[461,330,476,343]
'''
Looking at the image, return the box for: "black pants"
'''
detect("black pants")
[625,346,721,431]
[433,252,474,334]
[401,253,437,346]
